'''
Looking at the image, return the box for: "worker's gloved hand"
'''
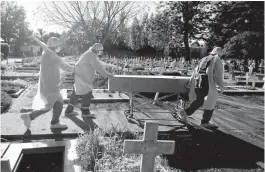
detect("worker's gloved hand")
[184,80,191,90]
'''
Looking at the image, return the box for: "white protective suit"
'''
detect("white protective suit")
[188,55,225,110]
[31,38,74,110]
[74,48,109,95]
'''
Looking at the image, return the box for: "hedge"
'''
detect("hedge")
[2,86,20,94]
[1,79,27,89]
[1,92,12,113]
[1,43,9,59]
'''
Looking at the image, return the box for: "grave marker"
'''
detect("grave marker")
[123,122,175,172]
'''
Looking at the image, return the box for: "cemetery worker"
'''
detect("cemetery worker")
[21,36,74,129]
[178,47,224,128]
[64,43,114,117]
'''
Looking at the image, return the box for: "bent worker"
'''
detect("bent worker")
[178,47,225,128]
[64,43,114,117]
[21,36,74,130]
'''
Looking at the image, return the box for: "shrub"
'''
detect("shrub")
[1,79,27,88]
[2,86,20,94]
[1,43,9,59]
[1,92,12,113]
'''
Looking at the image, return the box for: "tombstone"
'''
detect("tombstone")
[246,72,249,85]
[252,73,256,88]
[123,122,175,172]
[249,65,254,75]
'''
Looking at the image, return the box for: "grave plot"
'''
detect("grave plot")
[1,122,182,172]
[1,120,264,172]
[1,57,264,172]
[102,57,193,75]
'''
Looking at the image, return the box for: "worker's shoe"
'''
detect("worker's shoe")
[21,113,31,129]
[50,122,68,129]
[200,121,218,128]
[65,105,76,116]
[178,109,188,123]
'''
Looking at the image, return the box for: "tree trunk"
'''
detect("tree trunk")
[183,29,190,61]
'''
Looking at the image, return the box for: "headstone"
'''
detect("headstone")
[123,122,175,172]
[246,72,249,85]
[252,73,256,88]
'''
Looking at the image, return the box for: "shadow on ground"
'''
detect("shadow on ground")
[160,127,264,171]
[67,115,98,132]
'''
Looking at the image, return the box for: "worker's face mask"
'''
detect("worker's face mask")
[98,50,103,56]
[55,47,61,53]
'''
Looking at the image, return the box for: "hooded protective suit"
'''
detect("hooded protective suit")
[188,53,224,110]
[74,46,108,95]
[31,37,73,110]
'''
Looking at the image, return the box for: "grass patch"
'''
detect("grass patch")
[1,79,28,88]
[75,126,178,172]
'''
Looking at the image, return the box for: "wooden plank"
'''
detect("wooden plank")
[109,75,190,93]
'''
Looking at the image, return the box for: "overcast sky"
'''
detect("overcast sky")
[16,1,158,34]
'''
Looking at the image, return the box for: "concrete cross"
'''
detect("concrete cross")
[123,122,175,172]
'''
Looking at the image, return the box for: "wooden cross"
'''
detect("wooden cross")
[123,122,175,172]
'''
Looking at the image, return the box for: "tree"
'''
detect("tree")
[223,31,263,69]
[1,2,29,44]
[1,43,9,60]
[38,1,146,45]
[37,29,46,41]
[208,1,264,49]
[1,2,32,56]
[42,32,61,44]
[129,17,141,51]
[37,28,46,53]
[140,12,149,48]
[147,11,178,56]
[159,1,214,61]
[112,11,130,47]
